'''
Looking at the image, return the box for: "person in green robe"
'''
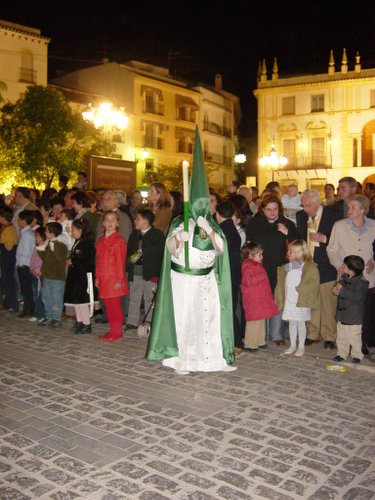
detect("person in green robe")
[146,128,236,375]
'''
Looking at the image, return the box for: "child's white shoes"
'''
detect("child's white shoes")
[295,350,304,357]
[284,348,295,355]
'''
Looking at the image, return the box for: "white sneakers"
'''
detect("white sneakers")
[284,348,304,357]
[284,348,295,355]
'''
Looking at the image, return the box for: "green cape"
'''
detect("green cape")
[145,214,235,365]
[146,127,234,365]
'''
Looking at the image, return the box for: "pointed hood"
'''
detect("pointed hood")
[189,127,210,221]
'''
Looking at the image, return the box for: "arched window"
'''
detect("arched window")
[362,120,375,166]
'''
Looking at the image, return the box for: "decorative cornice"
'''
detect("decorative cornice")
[0,22,50,43]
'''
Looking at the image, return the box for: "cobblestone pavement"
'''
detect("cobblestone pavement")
[0,312,375,499]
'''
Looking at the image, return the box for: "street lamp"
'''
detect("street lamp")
[234,153,247,184]
[82,102,129,132]
[259,141,287,181]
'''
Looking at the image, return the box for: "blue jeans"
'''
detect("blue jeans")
[32,276,45,320]
[42,279,65,321]
[266,313,285,341]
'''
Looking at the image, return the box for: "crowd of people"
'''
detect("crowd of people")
[1,173,375,369]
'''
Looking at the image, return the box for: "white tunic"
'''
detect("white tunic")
[162,220,228,372]
[282,263,311,322]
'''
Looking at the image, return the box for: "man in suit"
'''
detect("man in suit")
[296,189,342,349]
[331,176,357,217]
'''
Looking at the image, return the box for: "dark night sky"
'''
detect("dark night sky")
[1,0,375,135]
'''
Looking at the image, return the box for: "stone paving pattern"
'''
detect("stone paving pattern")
[0,313,375,499]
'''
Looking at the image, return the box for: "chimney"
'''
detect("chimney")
[215,73,222,90]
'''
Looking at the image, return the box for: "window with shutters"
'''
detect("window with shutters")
[311,137,325,166]
[311,94,324,112]
[282,96,295,115]
[283,139,296,166]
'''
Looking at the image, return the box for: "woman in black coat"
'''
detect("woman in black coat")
[64,218,96,333]
[245,194,300,344]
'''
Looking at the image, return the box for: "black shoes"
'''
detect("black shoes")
[77,324,92,334]
[324,341,336,349]
[305,339,320,346]
[333,355,345,362]
[72,322,92,334]
[71,322,83,332]
[333,355,361,364]
[95,317,108,324]
[17,311,33,318]
[305,339,336,348]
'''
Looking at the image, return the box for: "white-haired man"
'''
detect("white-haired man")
[296,189,342,348]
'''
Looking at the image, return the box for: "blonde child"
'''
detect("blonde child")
[275,239,320,356]
[241,242,279,351]
[58,209,75,250]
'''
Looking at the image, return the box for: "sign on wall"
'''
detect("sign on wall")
[87,156,136,192]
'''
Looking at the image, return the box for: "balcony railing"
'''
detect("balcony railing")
[285,154,332,169]
[143,137,164,150]
[204,152,232,166]
[19,67,37,83]
[143,103,165,116]
[202,121,231,138]
[177,143,193,154]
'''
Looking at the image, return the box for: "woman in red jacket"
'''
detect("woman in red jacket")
[96,211,128,341]
[241,242,279,351]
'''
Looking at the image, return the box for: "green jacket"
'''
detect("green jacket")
[39,240,68,281]
[274,260,320,311]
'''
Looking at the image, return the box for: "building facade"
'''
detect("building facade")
[254,50,375,192]
[0,20,49,103]
[51,61,240,190]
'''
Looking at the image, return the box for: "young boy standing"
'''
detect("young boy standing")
[16,210,35,317]
[332,255,369,364]
[126,208,165,329]
[38,222,68,328]
[215,200,243,354]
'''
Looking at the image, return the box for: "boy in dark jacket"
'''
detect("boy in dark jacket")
[216,200,242,353]
[126,208,165,329]
[332,255,369,364]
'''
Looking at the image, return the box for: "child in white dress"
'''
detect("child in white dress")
[275,239,320,357]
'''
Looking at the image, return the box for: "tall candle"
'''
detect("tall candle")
[182,160,189,202]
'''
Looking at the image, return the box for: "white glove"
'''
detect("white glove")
[197,216,213,234]
[175,230,190,242]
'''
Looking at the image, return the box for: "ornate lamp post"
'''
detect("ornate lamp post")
[82,102,128,132]
[259,141,287,181]
[234,153,247,184]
